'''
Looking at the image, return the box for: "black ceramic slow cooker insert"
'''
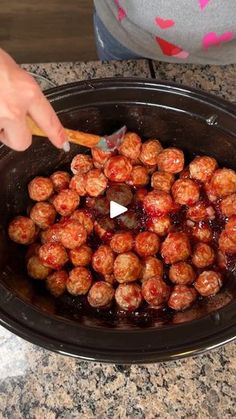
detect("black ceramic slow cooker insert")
[0,78,236,363]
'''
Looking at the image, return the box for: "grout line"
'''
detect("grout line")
[148,59,156,78]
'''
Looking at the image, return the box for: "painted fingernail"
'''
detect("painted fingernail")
[62,141,70,152]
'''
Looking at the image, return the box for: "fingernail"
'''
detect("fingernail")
[62,141,70,152]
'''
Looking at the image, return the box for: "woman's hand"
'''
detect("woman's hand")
[0,48,68,151]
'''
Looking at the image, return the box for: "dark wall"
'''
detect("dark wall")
[0,0,97,63]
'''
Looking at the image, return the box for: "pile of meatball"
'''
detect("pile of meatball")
[8,131,236,313]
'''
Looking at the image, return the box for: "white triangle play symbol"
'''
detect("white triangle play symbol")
[110,201,127,219]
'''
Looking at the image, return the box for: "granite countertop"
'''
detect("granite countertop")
[1,59,236,419]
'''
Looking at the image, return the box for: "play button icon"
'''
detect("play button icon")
[110,201,127,219]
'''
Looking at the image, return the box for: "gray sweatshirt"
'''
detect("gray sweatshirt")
[94,0,236,64]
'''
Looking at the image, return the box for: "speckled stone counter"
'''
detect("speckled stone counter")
[1,59,236,419]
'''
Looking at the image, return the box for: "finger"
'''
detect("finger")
[0,120,32,151]
[28,90,68,149]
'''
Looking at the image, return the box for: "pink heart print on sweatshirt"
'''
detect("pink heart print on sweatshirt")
[199,0,211,10]
[203,31,234,49]
[155,16,175,29]
[114,0,126,22]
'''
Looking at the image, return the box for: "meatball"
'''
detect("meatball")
[146,215,171,237]
[127,165,149,187]
[169,262,196,285]
[67,267,92,296]
[104,156,132,182]
[94,197,110,215]
[114,252,142,283]
[30,202,56,230]
[143,190,173,216]
[172,179,200,206]
[39,242,68,269]
[69,244,92,267]
[92,245,115,275]
[168,285,197,311]
[40,223,62,244]
[110,231,134,253]
[27,255,52,280]
[69,174,86,196]
[220,193,236,217]
[189,156,217,183]
[161,232,191,264]
[28,176,54,201]
[194,271,222,297]
[103,274,116,285]
[151,171,175,193]
[139,139,163,166]
[192,223,213,243]
[91,147,113,168]
[135,231,160,257]
[115,283,142,311]
[208,168,236,198]
[87,281,114,308]
[142,277,170,308]
[8,216,37,245]
[106,183,133,206]
[157,148,184,174]
[179,166,191,179]
[219,230,236,254]
[134,188,148,203]
[60,219,87,249]
[85,169,108,197]
[217,250,227,269]
[94,217,115,241]
[186,202,215,222]
[117,210,139,230]
[50,171,71,192]
[225,215,236,233]
[25,243,41,261]
[46,270,68,297]
[53,189,80,216]
[70,209,94,235]
[141,256,164,282]
[71,154,93,175]
[119,132,142,160]
[192,243,215,268]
